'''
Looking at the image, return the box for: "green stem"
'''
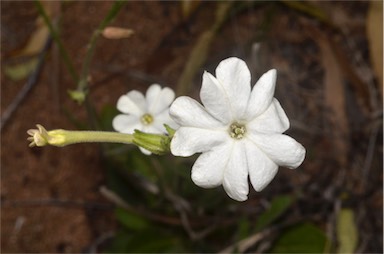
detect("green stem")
[34,0,79,83]
[76,0,126,96]
[69,0,126,131]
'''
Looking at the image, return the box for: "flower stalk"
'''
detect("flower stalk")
[70,0,126,104]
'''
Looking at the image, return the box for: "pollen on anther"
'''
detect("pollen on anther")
[229,122,246,139]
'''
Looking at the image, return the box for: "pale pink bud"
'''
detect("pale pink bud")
[102,27,134,39]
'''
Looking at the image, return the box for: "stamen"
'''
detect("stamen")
[140,113,153,125]
[229,122,246,139]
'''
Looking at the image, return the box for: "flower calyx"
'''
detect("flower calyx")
[132,125,175,155]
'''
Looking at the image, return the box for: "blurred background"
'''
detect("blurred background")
[1,1,382,253]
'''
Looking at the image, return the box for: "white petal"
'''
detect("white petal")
[214,57,251,119]
[171,127,229,157]
[142,125,162,134]
[244,139,279,191]
[245,69,277,120]
[146,84,175,115]
[145,84,161,107]
[139,147,152,155]
[200,72,232,124]
[222,141,249,201]
[116,90,146,116]
[191,142,233,188]
[247,98,290,134]
[169,96,223,129]
[112,114,141,133]
[151,110,178,133]
[248,133,306,169]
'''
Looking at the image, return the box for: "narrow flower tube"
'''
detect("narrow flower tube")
[27,124,134,147]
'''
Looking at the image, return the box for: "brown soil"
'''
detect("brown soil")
[1,1,382,253]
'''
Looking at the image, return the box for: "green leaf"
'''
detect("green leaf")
[105,229,132,252]
[127,233,182,253]
[255,195,293,231]
[130,152,157,182]
[236,217,251,241]
[337,208,358,253]
[269,222,328,253]
[105,163,146,205]
[5,58,38,81]
[115,207,149,231]
[105,228,185,253]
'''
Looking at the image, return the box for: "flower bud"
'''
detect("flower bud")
[102,27,134,39]
[27,124,49,147]
[27,124,66,147]
[68,89,86,104]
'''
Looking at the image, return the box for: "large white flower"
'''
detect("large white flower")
[113,84,177,154]
[169,57,305,201]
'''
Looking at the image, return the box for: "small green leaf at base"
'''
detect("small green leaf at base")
[269,222,328,253]
[255,195,293,231]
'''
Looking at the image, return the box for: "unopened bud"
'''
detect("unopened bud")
[27,124,65,147]
[102,27,134,39]
[68,89,86,104]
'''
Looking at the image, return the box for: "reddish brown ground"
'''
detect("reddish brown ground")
[1,1,382,253]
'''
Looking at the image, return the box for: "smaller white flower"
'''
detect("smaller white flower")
[113,84,177,154]
[169,57,306,201]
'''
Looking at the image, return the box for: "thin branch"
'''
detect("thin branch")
[86,231,115,253]
[361,121,381,187]
[75,0,126,99]
[70,0,126,130]
[178,209,217,241]
[219,217,303,253]
[99,186,183,226]
[219,228,273,253]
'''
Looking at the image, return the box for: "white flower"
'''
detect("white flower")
[169,57,306,201]
[113,84,177,154]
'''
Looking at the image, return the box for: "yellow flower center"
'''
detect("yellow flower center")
[140,113,153,125]
[229,122,246,139]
